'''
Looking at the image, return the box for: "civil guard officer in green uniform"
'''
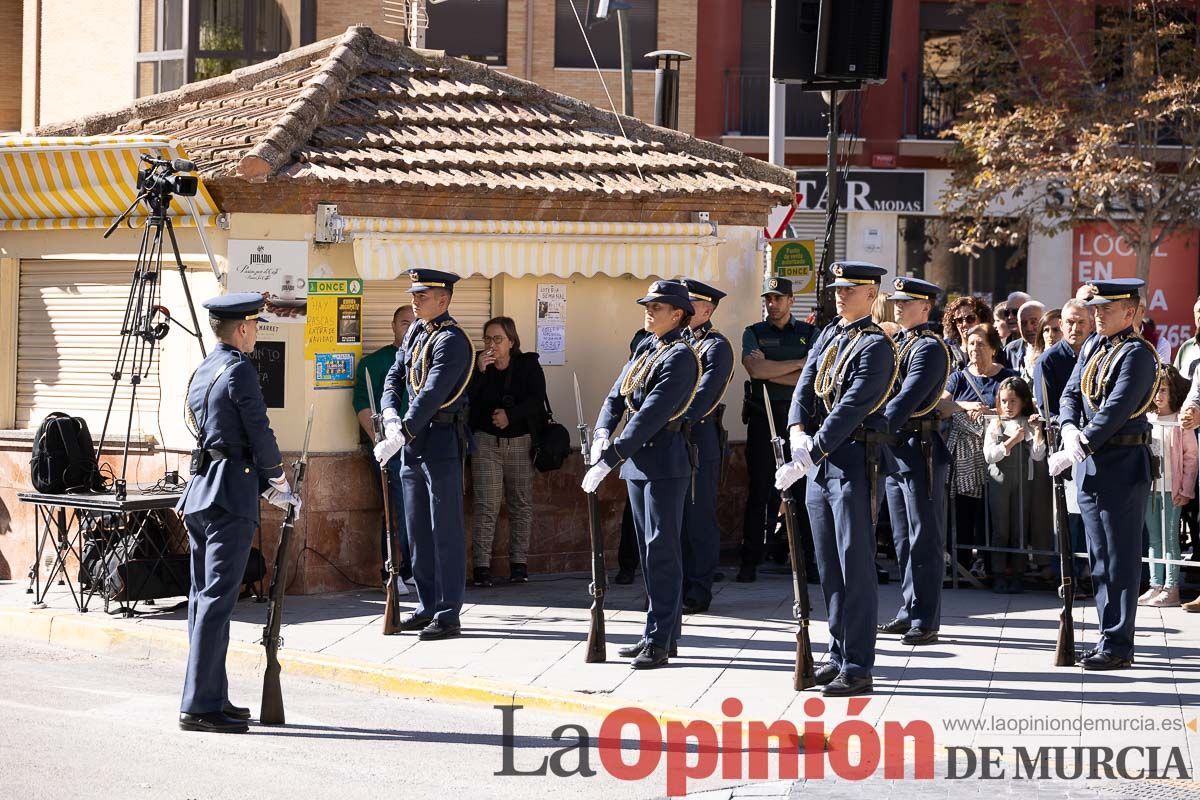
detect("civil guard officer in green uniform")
[1052,278,1159,670]
[584,280,701,669]
[375,269,474,641]
[178,292,299,733]
[776,262,899,696]
[738,276,817,582]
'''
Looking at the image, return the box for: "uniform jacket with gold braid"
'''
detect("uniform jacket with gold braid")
[682,321,734,465]
[788,316,900,479]
[177,342,285,522]
[882,321,951,475]
[382,310,474,463]
[596,325,701,481]
[1058,325,1158,490]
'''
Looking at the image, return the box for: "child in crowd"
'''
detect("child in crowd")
[1141,365,1196,608]
[984,377,1045,593]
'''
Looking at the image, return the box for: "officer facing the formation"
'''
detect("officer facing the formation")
[877,278,951,646]
[583,280,701,669]
[178,292,299,734]
[375,269,474,641]
[739,276,817,583]
[678,279,734,614]
[776,262,898,696]
[1052,278,1159,670]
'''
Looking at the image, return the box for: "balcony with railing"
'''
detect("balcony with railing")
[903,73,962,139]
[722,70,832,137]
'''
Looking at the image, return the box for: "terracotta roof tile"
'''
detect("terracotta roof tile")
[41,26,793,202]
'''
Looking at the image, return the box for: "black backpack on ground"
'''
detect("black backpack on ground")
[30,412,106,494]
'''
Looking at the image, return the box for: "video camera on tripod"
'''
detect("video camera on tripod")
[137,155,198,201]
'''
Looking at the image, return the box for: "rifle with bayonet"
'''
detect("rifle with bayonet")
[1039,375,1075,666]
[260,405,314,726]
[366,371,402,636]
[574,372,606,664]
[764,385,816,690]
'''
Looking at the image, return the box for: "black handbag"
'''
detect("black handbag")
[531,397,571,473]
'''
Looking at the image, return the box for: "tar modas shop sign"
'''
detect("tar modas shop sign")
[247,341,286,408]
[795,170,926,213]
[1073,224,1200,359]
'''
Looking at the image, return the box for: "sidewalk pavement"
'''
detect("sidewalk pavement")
[2,565,1198,777]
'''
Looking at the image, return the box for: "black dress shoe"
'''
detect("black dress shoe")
[179,711,249,734]
[822,674,874,697]
[472,567,493,588]
[814,663,840,686]
[902,627,938,646]
[630,643,670,670]
[509,563,528,583]
[418,619,462,641]
[222,702,251,720]
[682,600,709,615]
[614,567,636,585]
[877,617,911,635]
[398,613,434,631]
[735,564,757,583]
[1081,652,1132,671]
[618,639,648,658]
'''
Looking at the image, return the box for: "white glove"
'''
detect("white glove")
[374,430,405,465]
[790,429,814,459]
[590,429,610,466]
[1150,438,1163,458]
[1061,426,1089,463]
[581,462,613,493]
[1047,450,1075,477]
[775,460,813,491]
[268,475,291,494]
[262,486,303,512]
[382,417,403,442]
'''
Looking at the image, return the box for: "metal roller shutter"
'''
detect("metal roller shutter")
[16,260,160,433]
[362,275,493,353]
[786,211,846,322]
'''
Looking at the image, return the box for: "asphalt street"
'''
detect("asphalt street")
[0,637,745,800]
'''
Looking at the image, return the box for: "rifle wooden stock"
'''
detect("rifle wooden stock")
[584,488,607,663]
[780,482,817,690]
[260,417,312,726]
[1052,465,1076,666]
[375,426,402,637]
[260,495,300,725]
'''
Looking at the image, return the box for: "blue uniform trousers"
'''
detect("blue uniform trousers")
[885,458,949,631]
[1077,476,1149,660]
[681,454,720,607]
[402,455,466,625]
[628,476,687,647]
[181,506,254,714]
[807,469,878,678]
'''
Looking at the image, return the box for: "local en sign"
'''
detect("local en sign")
[769,239,817,294]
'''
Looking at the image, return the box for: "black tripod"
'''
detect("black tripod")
[96,155,207,500]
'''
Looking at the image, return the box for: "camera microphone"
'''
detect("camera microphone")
[171,158,197,172]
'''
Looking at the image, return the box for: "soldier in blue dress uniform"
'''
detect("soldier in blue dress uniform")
[1052,278,1159,670]
[776,262,899,696]
[375,269,475,641]
[178,292,298,733]
[583,280,701,669]
[677,279,735,614]
[876,278,951,646]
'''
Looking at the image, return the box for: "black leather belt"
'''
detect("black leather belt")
[433,410,464,425]
[849,428,896,446]
[898,415,940,436]
[202,446,254,462]
[1104,432,1151,448]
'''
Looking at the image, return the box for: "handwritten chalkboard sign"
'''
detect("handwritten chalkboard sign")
[247,341,286,408]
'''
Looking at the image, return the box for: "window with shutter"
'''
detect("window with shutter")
[362,276,493,355]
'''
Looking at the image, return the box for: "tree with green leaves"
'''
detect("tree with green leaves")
[940,0,1200,283]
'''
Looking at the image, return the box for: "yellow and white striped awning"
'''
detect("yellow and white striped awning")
[0,135,220,231]
[345,218,722,281]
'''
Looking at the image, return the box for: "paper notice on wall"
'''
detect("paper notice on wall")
[536,283,567,365]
